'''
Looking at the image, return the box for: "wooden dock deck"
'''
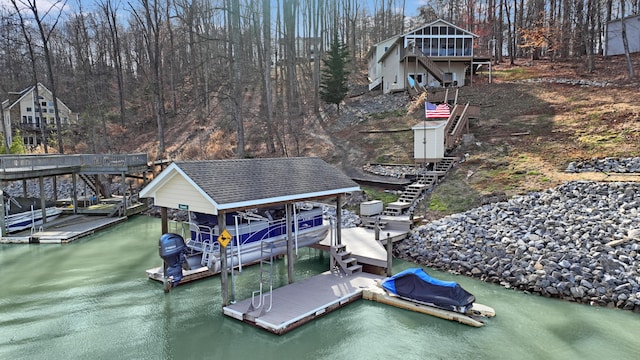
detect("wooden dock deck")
[223,271,384,335]
[0,214,128,244]
[146,225,409,284]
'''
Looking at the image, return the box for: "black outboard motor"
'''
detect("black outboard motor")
[159,233,186,290]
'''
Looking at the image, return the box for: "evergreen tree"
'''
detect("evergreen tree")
[10,130,26,154]
[320,34,350,113]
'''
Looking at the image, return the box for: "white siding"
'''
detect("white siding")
[413,121,446,161]
[606,15,640,56]
[154,174,216,214]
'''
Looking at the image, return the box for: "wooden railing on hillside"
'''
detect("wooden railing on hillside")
[404,48,448,84]
[444,103,470,150]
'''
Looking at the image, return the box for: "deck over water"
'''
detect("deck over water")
[0,214,127,244]
[223,271,383,335]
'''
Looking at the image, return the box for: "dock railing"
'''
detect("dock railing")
[0,153,148,172]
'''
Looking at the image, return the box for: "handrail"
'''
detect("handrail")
[0,153,148,172]
[445,103,470,150]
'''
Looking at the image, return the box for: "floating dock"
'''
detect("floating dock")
[362,283,495,327]
[0,214,128,244]
[223,271,383,335]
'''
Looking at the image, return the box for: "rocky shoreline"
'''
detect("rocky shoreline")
[395,181,640,312]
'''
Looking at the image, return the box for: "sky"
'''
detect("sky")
[1,0,427,18]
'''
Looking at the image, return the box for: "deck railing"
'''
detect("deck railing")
[0,153,148,172]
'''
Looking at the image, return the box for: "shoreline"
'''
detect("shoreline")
[395,180,640,312]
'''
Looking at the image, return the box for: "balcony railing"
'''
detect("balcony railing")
[0,153,148,173]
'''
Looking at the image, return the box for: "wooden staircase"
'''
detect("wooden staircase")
[78,173,111,198]
[443,103,470,150]
[381,158,458,217]
[416,54,447,84]
[331,244,362,275]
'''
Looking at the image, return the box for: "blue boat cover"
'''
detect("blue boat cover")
[381,268,476,313]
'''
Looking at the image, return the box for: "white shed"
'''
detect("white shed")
[412,120,446,163]
[605,14,640,56]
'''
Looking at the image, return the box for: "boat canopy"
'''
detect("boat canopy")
[381,268,475,313]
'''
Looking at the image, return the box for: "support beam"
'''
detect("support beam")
[0,190,6,237]
[336,195,342,246]
[39,177,46,225]
[72,173,78,215]
[219,211,229,306]
[160,207,168,234]
[286,203,294,284]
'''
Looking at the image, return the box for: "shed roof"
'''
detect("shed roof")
[140,157,361,213]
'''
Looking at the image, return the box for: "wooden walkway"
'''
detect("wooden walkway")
[146,225,409,284]
[0,214,127,244]
[223,271,384,335]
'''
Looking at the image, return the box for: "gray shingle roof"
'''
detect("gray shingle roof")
[175,157,360,209]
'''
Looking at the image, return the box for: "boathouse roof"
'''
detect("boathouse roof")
[140,157,360,214]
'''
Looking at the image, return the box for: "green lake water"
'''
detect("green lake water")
[1,215,639,360]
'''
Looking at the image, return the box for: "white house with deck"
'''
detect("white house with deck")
[368,19,488,94]
[1,83,77,150]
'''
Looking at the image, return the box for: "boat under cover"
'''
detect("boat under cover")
[381,268,476,313]
[159,203,329,287]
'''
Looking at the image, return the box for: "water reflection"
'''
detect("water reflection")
[1,216,639,360]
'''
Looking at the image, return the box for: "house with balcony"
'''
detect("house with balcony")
[1,83,77,150]
[368,19,490,94]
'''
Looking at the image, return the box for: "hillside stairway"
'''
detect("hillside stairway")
[381,157,458,217]
[78,173,111,198]
[444,103,471,151]
[330,244,362,275]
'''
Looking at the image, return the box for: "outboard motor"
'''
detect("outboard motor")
[159,233,186,290]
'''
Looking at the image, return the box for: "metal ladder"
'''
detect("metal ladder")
[249,238,283,315]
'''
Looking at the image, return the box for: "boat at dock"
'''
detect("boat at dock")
[157,202,329,288]
[3,197,62,233]
[364,268,495,327]
[6,207,62,233]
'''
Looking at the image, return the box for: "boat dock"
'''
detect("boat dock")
[146,224,409,284]
[0,214,128,244]
[223,271,384,335]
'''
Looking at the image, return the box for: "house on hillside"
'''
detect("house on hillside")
[605,14,640,56]
[367,19,490,94]
[1,83,77,150]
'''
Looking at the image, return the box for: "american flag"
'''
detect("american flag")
[425,101,450,119]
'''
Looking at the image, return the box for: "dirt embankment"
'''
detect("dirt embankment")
[326,55,640,218]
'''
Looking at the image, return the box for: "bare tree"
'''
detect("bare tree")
[620,0,636,79]
[130,0,167,157]
[23,0,66,153]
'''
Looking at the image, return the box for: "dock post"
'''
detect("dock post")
[336,195,342,246]
[219,211,229,306]
[286,203,294,284]
[386,232,392,276]
[160,207,168,234]
[72,173,78,215]
[39,177,47,224]
[0,190,5,237]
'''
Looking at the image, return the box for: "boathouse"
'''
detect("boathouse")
[139,157,361,305]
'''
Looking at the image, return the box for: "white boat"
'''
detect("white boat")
[158,203,330,287]
[5,206,62,233]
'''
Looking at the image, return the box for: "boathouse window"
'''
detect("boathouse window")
[27,116,33,123]
[41,101,47,107]
[42,108,47,113]
[22,116,27,122]
[26,107,32,112]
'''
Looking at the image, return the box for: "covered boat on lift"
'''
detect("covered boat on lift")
[158,202,329,288]
[381,268,476,313]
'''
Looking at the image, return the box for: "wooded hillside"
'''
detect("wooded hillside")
[1,0,637,159]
